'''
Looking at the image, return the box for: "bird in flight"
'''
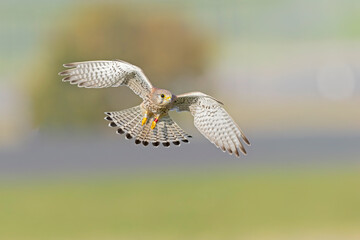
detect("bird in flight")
[59,60,250,157]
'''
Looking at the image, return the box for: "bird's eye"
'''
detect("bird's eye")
[160,94,165,98]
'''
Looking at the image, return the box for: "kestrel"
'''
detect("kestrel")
[59,60,250,157]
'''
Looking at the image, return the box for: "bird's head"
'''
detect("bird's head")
[152,89,174,106]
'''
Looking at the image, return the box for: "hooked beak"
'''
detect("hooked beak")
[165,96,172,101]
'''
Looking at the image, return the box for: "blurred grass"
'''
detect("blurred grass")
[0,166,359,240]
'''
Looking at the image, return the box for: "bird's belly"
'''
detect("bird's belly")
[142,102,168,115]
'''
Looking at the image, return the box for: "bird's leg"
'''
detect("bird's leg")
[142,111,149,126]
[151,114,161,129]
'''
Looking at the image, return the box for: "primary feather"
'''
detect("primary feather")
[59,60,153,100]
[172,92,250,157]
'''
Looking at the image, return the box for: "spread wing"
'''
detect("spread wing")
[172,92,250,157]
[59,60,153,100]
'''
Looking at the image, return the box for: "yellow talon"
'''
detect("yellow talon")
[151,118,159,129]
[142,117,147,126]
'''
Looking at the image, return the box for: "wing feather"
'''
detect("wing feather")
[59,60,153,100]
[172,92,250,157]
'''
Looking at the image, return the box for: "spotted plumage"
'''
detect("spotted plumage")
[59,60,250,157]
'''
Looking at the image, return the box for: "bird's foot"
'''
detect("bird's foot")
[141,111,149,126]
[142,117,147,126]
[151,118,159,129]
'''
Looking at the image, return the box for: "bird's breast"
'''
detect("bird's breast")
[142,101,168,115]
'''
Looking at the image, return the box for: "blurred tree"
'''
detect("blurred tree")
[29,3,212,127]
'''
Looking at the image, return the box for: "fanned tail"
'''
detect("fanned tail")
[105,105,143,140]
[105,106,191,147]
[145,115,192,147]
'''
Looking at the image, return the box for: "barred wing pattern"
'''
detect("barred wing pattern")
[59,60,153,100]
[173,92,250,157]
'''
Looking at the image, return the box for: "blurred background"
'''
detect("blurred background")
[1,0,360,239]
